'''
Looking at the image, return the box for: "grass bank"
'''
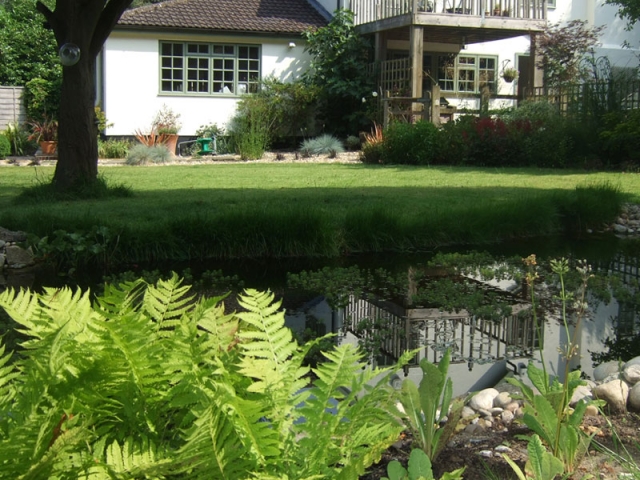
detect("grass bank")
[0,163,637,263]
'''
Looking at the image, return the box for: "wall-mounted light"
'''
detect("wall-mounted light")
[288,42,296,49]
[461,36,467,50]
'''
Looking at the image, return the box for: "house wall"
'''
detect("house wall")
[441,0,640,110]
[103,31,312,136]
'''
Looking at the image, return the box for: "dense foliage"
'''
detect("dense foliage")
[302,9,376,136]
[535,21,605,87]
[0,275,410,478]
[0,0,60,87]
[361,95,640,170]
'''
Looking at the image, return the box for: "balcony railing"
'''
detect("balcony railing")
[351,0,547,26]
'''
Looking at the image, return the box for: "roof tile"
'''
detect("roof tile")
[118,0,328,34]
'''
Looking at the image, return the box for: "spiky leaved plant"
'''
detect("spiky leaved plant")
[0,274,408,479]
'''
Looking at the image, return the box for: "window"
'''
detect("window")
[547,0,556,8]
[160,42,260,95]
[436,54,497,93]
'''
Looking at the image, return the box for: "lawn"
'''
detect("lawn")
[0,163,637,262]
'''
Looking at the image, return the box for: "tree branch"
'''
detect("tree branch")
[35,1,64,45]
[90,0,134,57]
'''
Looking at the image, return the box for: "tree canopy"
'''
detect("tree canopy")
[0,0,59,86]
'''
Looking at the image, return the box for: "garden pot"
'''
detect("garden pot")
[164,134,179,155]
[39,141,57,155]
[502,75,515,83]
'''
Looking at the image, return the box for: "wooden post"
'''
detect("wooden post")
[431,84,441,126]
[409,25,424,120]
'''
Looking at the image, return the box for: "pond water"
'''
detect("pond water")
[5,233,640,396]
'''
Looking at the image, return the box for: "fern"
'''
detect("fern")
[237,289,309,426]
[0,278,406,479]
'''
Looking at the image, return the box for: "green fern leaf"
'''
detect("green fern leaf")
[143,273,195,329]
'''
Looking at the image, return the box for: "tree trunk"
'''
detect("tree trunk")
[53,55,99,189]
[36,0,133,192]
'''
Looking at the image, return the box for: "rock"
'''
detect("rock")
[489,407,504,416]
[614,224,628,234]
[501,410,515,425]
[629,383,640,412]
[570,385,593,407]
[494,445,512,453]
[478,450,493,458]
[594,361,622,382]
[623,365,640,385]
[593,379,629,414]
[469,388,499,411]
[476,408,492,418]
[625,356,640,368]
[5,245,34,268]
[464,423,485,434]
[0,253,5,268]
[461,406,476,419]
[0,240,5,249]
[0,227,27,243]
[504,401,520,413]
[603,373,622,384]
[493,392,512,408]
[584,404,599,417]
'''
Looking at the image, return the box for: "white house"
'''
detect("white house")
[100,0,329,137]
[101,0,639,136]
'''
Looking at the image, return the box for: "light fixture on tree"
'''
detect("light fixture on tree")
[59,43,81,66]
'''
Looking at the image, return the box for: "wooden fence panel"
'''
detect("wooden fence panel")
[0,86,27,130]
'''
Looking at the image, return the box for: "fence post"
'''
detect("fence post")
[430,84,441,126]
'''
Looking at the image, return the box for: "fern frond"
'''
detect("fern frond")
[143,273,195,330]
[236,290,298,388]
[177,395,260,479]
[295,344,402,477]
[0,342,18,407]
[236,289,309,432]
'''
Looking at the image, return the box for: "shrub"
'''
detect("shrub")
[300,134,344,156]
[359,123,384,164]
[600,109,640,168]
[0,134,11,159]
[381,121,441,165]
[344,135,361,150]
[98,138,131,159]
[125,144,171,165]
[228,94,275,160]
[2,122,33,156]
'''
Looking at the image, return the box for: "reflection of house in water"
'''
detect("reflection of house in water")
[285,252,640,395]
[606,254,640,340]
[345,294,535,370]
[286,269,537,396]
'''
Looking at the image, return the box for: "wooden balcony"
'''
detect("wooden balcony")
[353,0,547,44]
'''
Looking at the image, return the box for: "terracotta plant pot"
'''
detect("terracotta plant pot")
[40,141,57,155]
[163,134,179,155]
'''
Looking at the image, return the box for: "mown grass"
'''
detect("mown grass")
[0,163,637,263]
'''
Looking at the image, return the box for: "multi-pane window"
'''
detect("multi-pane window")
[547,0,556,8]
[160,42,260,95]
[436,54,498,93]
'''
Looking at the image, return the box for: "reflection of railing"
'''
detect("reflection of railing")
[346,296,537,369]
[350,0,547,26]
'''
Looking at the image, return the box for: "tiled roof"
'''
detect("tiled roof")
[118,0,328,34]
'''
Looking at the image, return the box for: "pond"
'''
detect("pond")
[4,233,640,396]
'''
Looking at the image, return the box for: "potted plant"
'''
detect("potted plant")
[493,3,501,15]
[502,67,518,83]
[28,117,58,155]
[152,104,182,154]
